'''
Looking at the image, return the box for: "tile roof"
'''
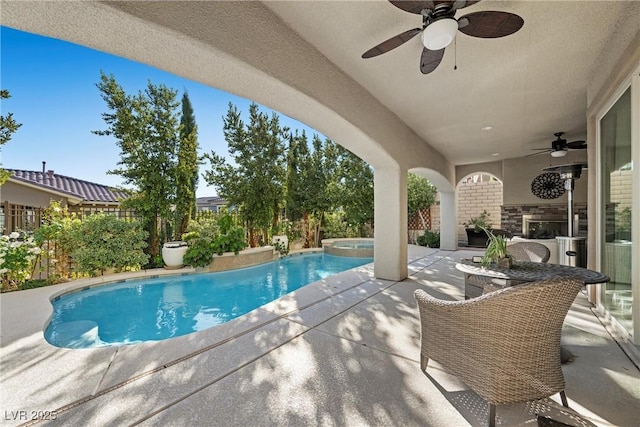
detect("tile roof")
[196,196,226,204]
[7,170,129,204]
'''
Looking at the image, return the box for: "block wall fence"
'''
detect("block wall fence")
[457,177,503,243]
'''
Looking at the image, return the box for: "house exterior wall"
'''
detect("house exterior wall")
[0,181,69,208]
[502,154,588,206]
[455,153,589,208]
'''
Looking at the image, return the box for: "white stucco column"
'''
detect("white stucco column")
[439,190,458,250]
[374,167,408,281]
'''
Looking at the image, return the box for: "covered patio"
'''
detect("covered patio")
[1,2,639,425]
[2,3,637,339]
[1,246,638,426]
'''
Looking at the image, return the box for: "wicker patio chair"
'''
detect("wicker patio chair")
[414,277,583,427]
[508,241,551,263]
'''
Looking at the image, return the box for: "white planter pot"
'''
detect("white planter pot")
[162,241,189,269]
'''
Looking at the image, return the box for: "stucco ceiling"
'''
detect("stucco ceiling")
[263,1,639,164]
[2,1,639,172]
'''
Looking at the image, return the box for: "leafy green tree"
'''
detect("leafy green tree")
[204,102,286,245]
[305,135,339,246]
[407,173,437,230]
[336,145,374,236]
[0,89,22,184]
[174,91,200,240]
[94,72,181,263]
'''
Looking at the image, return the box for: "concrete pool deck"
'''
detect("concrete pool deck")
[0,246,638,426]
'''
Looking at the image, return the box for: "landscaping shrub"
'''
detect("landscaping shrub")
[182,237,215,268]
[69,214,149,276]
[321,211,366,240]
[183,212,247,267]
[33,201,79,282]
[183,212,219,268]
[212,214,247,255]
[0,231,42,291]
[417,229,440,248]
[183,211,220,242]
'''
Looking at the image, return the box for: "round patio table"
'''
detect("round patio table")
[456,259,609,285]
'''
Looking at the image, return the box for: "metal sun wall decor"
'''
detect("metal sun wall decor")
[531,172,565,199]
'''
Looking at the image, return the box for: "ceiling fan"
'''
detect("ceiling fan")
[361,1,524,74]
[528,132,587,158]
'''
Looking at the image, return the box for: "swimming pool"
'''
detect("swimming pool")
[45,253,372,349]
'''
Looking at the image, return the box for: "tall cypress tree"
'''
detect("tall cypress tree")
[285,129,310,222]
[174,91,200,240]
[337,145,374,236]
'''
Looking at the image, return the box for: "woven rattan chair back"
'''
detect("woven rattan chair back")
[414,277,583,426]
[508,241,551,263]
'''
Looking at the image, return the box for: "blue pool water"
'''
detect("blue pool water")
[45,253,372,349]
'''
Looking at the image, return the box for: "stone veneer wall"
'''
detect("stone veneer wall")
[202,246,279,272]
[457,176,503,242]
[501,203,588,238]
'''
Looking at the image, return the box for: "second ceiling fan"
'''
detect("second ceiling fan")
[362,0,524,74]
[528,132,587,158]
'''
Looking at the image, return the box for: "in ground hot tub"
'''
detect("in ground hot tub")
[322,238,374,258]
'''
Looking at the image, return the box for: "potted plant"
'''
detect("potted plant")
[465,210,492,247]
[480,227,513,268]
[162,241,189,269]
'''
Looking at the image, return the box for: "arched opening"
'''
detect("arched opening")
[409,167,457,251]
[456,172,504,247]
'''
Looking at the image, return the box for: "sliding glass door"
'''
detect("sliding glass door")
[599,87,633,334]
[598,71,639,343]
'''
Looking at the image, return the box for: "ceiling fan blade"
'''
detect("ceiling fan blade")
[420,47,445,74]
[389,1,435,14]
[362,28,422,59]
[567,140,587,149]
[525,150,552,158]
[457,11,524,38]
[452,1,482,11]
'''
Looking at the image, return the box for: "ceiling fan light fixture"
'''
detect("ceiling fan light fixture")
[422,17,458,50]
[551,149,568,158]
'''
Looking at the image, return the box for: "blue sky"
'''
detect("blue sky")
[1,26,323,197]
